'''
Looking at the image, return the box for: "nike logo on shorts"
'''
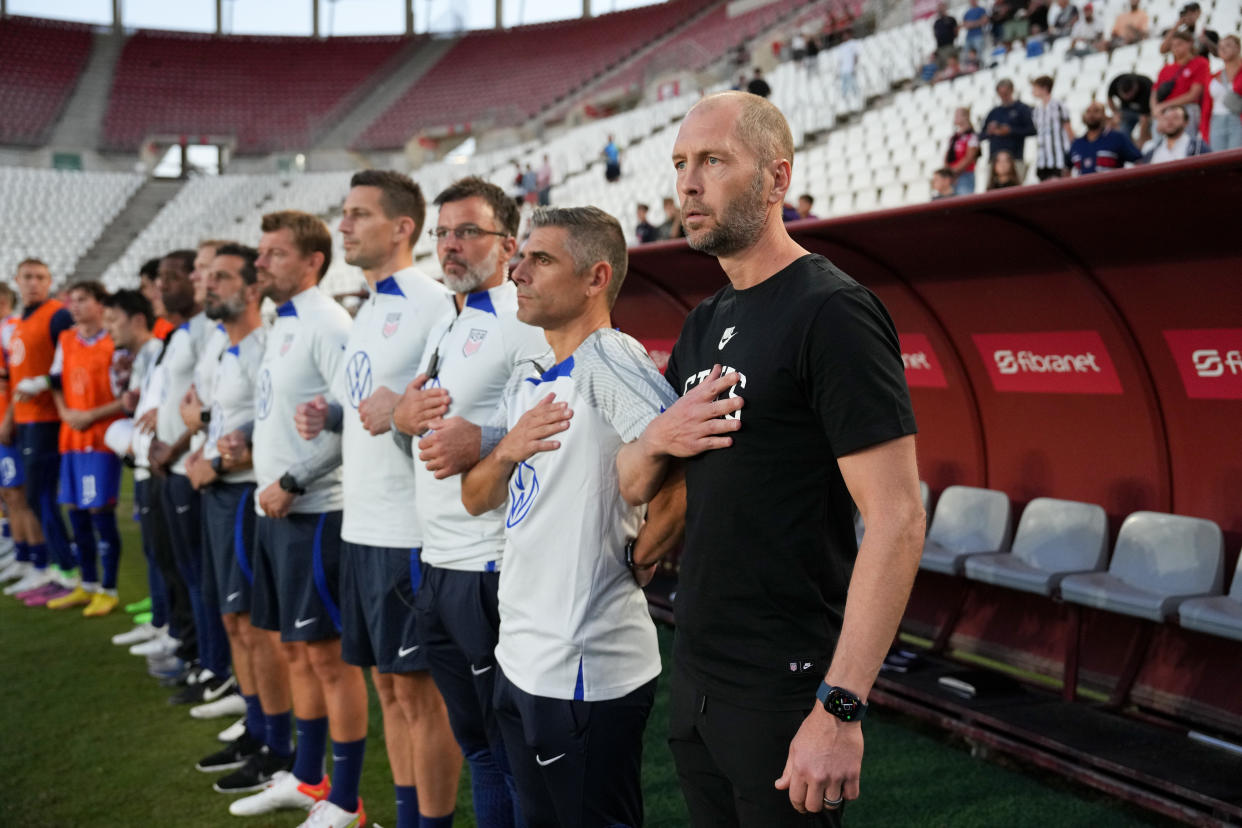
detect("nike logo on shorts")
[470,664,493,676]
[397,644,420,657]
[535,753,566,767]
[175,505,191,514]
[226,591,241,602]
[294,617,316,629]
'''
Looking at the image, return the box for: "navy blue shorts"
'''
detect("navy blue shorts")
[250,511,343,642]
[339,542,428,674]
[202,481,256,616]
[57,451,122,508]
[0,443,24,488]
[494,667,655,828]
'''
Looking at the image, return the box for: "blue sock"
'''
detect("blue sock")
[292,716,328,784]
[2,519,11,539]
[68,509,97,586]
[420,813,454,828]
[395,785,419,828]
[91,511,121,590]
[243,694,264,741]
[15,540,29,564]
[325,737,366,812]
[265,710,293,758]
[464,745,514,827]
[29,542,48,569]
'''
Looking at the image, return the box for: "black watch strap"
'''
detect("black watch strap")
[278,472,306,495]
[816,682,868,723]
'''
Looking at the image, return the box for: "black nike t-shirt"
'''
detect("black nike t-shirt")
[664,254,917,709]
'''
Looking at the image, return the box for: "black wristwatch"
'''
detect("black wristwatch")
[625,538,655,570]
[200,410,211,425]
[278,472,306,495]
[210,455,224,473]
[816,682,868,723]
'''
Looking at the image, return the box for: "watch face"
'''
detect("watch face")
[829,689,860,720]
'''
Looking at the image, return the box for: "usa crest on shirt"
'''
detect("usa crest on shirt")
[463,328,487,357]
[382,312,402,338]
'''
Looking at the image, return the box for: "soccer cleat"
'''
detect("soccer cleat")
[0,559,27,583]
[147,654,186,680]
[130,633,180,658]
[84,592,119,617]
[46,585,94,610]
[190,691,246,720]
[25,583,72,606]
[5,569,48,596]
[218,717,246,743]
[227,770,329,815]
[213,746,294,794]
[298,798,366,828]
[125,595,152,614]
[132,610,154,625]
[196,730,264,772]
[112,622,163,646]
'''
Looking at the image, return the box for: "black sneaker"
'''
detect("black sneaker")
[169,670,212,705]
[159,660,200,689]
[196,730,264,773]
[212,746,293,794]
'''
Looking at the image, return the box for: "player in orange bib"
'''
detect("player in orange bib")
[46,281,127,616]
[2,258,77,603]
[0,282,42,589]
[140,257,176,342]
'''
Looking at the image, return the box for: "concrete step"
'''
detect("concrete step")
[49,31,125,151]
[73,178,185,284]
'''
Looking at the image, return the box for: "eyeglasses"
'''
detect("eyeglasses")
[428,224,509,242]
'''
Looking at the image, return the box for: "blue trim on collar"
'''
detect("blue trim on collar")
[375,276,405,297]
[465,290,497,316]
[216,323,226,332]
[525,355,574,385]
[178,322,189,331]
[226,344,239,356]
[275,301,297,317]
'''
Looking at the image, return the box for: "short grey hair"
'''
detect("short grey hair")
[528,206,628,308]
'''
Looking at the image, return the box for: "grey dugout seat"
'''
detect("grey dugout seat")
[918,485,1011,576]
[1059,512,1224,622]
[1178,553,1242,642]
[964,498,1109,596]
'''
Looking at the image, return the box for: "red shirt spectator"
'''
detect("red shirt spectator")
[1154,33,1212,139]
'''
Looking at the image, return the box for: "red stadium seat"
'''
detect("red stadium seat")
[0,16,93,146]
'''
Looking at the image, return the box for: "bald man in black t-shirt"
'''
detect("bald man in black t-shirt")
[618,92,925,826]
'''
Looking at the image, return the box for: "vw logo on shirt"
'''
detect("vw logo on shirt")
[256,369,273,420]
[346,351,373,408]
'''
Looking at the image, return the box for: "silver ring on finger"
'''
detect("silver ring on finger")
[823,794,844,809]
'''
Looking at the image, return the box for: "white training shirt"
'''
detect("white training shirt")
[127,336,167,483]
[156,312,212,476]
[203,326,266,485]
[414,282,549,571]
[493,327,676,702]
[252,287,351,515]
[337,267,450,548]
[188,322,230,460]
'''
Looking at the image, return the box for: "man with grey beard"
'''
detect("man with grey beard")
[617,91,926,825]
[389,176,548,826]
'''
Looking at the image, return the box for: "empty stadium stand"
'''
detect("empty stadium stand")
[101,31,412,153]
[0,16,94,147]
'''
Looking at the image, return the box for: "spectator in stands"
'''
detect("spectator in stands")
[603,134,621,182]
[796,194,817,219]
[790,31,808,64]
[1049,0,1080,40]
[521,163,538,205]
[1110,0,1150,46]
[746,67,771,98]
[987,150,1023,188]
[983,80,1037,178]
[1153,29,1212,141]
[1141,104,1212,162]
[1069,101,1143,173]
[1031,76,1074,180]
[635,203,659,244]
[1028,0,1052,33]
[1067,3,1106,55]
[1159,2,1218,59]
[963,47,982,72]
[1026,24,1049,58]
[920,52,940,84]
[656,197,683,240]
[806,33,821,67]
[732,74,747,91]
[931,168,957,199]
[536,154,552,206]
[936,54,964,82]
[1108,72,1154,143]
[933,3,959,64]
[837,29,861,109]
[1208,35,1242,150]
[992,0,1026,48]
[945,107,982,195]
[962,0,989,57]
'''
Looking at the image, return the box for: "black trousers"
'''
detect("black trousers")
[494,666,655,828]
[138,473,195,660]
[668,665,843,827]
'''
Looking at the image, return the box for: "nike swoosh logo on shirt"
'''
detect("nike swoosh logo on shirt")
[535,753,566,767]
[470,664,493,676]
[226,591,241,602]
[294,617,316,629]
[397,644,420,657]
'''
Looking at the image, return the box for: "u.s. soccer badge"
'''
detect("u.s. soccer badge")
[463,328,487,357]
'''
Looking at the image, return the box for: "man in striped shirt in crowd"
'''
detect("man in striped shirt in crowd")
[1031,75,1075,180]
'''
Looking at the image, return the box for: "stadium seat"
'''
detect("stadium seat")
[918,485,1011,576]
[1177,553,1242,643]
[963,497,1109,596]
[1059,512,1224,622]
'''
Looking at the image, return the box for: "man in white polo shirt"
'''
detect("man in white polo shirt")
[461,206,682,827]
[391,176,549,827]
